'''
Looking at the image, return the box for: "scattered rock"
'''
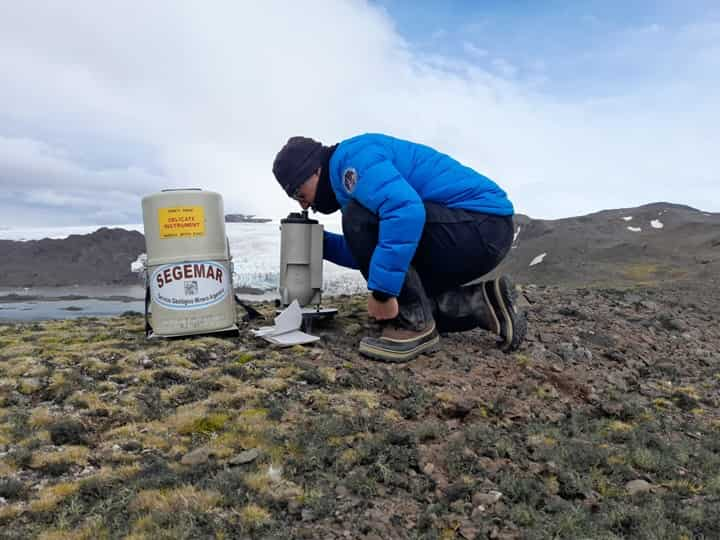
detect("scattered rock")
[439,396,476,419]
[120,440,143,452]
[49,419,87,446]
[444,482,471,503]
[640,300,659,311]
[606,373,629,392]
[625,479,655,495]
[181,446,212,466]
[229,448,260,465]
[0,478,26,501]
[545,495,572,514]
[470,505,486,521]
[660,317,689,332]
[538,333,554,344]
[472,490,502,506]
[139,355,153,368]
[557,342,575,362]
[459,522,481,539]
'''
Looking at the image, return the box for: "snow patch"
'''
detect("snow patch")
[651,220,664,229]
[529,253,546,267]
[513,226,521,244]
[627,226,642,232]
[622,216,633,221]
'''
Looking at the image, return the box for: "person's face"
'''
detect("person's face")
[291,168,320,210]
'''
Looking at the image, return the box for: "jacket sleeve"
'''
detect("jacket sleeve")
[347,150,425,296]
[322,230,359,269]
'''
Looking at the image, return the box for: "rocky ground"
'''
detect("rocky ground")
[1,280,719,539]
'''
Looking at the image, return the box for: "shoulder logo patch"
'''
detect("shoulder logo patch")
[342,167,358,193]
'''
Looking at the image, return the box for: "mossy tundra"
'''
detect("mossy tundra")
[1,283,719,539]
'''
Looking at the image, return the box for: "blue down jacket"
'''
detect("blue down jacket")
[323,133,513,297]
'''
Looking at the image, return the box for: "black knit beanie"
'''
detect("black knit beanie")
[272,136,324,196]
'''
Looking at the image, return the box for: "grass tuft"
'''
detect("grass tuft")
[29,482,80,513]
[239,503,273,530]
[131,485,222,513]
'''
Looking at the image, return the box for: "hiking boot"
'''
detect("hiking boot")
[359,265,439,363]
[432,275,526,352]
[359,321,440,363]
[484,276,526,352]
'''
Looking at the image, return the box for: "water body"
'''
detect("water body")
[0,298,146,321]
[0,285,282,322]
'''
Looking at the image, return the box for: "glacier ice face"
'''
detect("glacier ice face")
[1,222,365,295]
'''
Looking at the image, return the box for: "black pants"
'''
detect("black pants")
[342,200,514,301]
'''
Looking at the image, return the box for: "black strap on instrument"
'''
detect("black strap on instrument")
[144,285,153,338]
[235,294,263,322]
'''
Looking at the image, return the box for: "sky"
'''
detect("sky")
[0,0,718,227]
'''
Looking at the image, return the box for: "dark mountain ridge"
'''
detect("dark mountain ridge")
[497,202,719,288]
[0,228,145,288]
[0,203,717,288]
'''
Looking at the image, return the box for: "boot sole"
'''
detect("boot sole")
[359,332,440,363]
[482,282,501,334]
[493,276,527,352]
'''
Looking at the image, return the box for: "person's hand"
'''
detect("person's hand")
[368,295,399,320]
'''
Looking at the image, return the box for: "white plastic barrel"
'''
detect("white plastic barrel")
[141,189,237,337]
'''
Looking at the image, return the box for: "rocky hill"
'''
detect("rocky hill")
[497,203,720,287]
[0,228,145,288]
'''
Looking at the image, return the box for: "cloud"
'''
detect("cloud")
[490,58,518,78]
[0,0,718,228]
[462,41,488,58]
[0,137,163,193]
[431,28,448,41]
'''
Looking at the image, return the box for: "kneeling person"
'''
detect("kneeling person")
[272,133,526,362]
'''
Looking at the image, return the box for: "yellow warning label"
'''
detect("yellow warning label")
[158,206,205,239]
